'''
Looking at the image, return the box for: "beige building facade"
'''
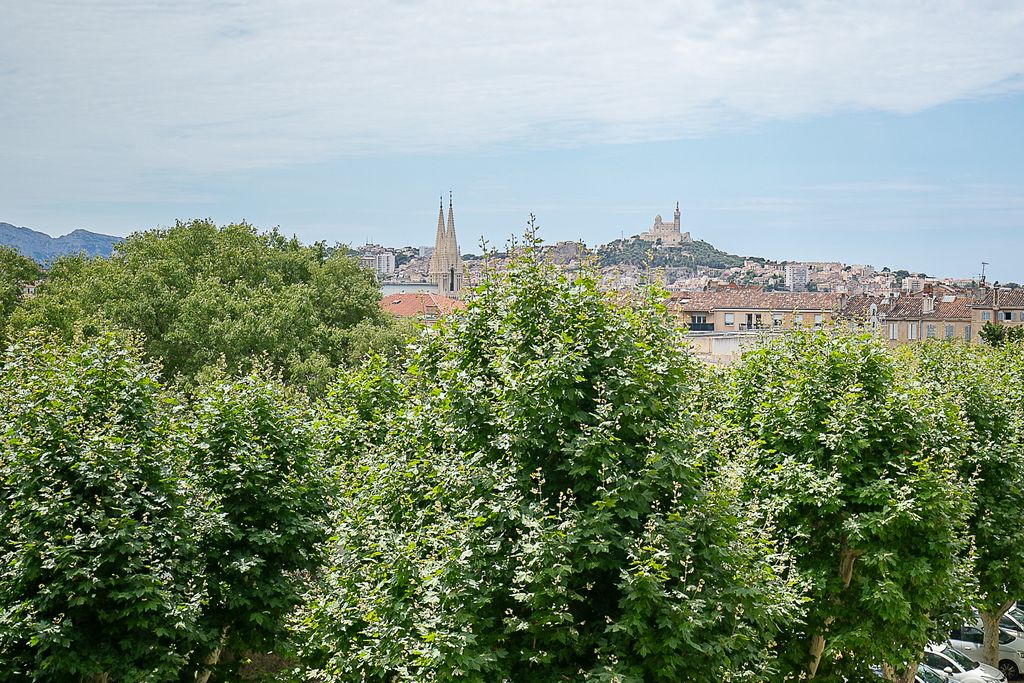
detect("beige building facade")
[668,290,841,332]
[971,288,1024,341]
[840,289,972,343]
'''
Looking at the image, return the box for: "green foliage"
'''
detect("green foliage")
[183,369,331,675]
[727,331,973,681]
[292,249,799,682]
[979,321,1024,347]
[598,237,744,270]
[10,219,399,393]
[0,246,40,343]
[0,333,199,681]
[908,341,1024,663]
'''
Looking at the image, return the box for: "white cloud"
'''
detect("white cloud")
[3,0,1023,189]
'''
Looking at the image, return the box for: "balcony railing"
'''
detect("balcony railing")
[687,323,715,332]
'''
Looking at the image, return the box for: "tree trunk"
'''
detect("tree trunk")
[808,633,826,678]
[880,663,917,683]
[195,627,230,683]
[807,545,861,678]
[980,599,1015,668]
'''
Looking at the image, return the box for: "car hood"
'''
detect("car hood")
[976,662,1004,678]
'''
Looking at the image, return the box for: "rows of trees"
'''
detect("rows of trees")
[2,225,1024,681]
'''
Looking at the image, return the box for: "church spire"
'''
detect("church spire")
[446,190,457,255]
[427,192,465,298]
[429,196,446,274]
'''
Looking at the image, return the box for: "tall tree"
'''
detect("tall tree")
[292,246,800,682]
[727,331,973,683]
[911,341,1024,677]
[0,245,41,343]
[10,219,400,393]
[182,369,331,682]
[0,333,199,681]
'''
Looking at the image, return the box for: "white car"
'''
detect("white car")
[972,607,1024,639]
[949,626,1024,680]
[998,608,1024,637]
[919,663,961,683]
[924,642,1006,682]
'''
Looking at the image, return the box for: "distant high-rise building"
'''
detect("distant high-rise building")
[360,251,396,277]
[785,263,809,292]
[428,193,465,298]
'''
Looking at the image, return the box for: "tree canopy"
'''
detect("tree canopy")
[0,333,199,681]
[0,246,41,342]
[726,331,973,682]
[9,219,400,393]
[292,248,800,682]
[909,341,1024,672]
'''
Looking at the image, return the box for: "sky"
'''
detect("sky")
[3,1,1024,281]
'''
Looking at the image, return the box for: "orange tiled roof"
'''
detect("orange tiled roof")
[668,290,840,313]
[840,292,971,321]
[973,288,1024,309]
[380,292,466,319]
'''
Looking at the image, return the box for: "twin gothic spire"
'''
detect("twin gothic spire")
[428,192,464,296]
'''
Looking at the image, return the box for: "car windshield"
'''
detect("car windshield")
[1000,629,1015,645]
[917,664,946,683]
[1009,607,1024,625]
[941,646,978,670]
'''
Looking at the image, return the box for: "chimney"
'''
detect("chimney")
[922,293,934,315]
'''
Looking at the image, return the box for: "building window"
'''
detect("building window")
[964,325,971,341]
[982,311,991,321]
[813,313,823,328]
[890,323,898,340]
[772,313,783,327]
[907,323,918,340]
[690,315,707,324]
[1001,311,1012,321]
[794,314,804,327]
[945,324,954,339]
[926,324,935,339]
[723,313,734,325]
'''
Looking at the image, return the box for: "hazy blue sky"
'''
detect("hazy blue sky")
[3,1,1023,281]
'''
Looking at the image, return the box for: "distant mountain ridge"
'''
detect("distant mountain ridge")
[0,222,122,263]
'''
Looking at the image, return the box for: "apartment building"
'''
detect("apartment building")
[668,290,841,332]
[840,289,972,343]
[971,287,1024,341]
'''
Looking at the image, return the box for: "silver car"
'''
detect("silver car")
[924,642,1007,682]
[949,626,1024,680]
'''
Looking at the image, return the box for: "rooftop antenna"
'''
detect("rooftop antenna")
[981,261,989,284]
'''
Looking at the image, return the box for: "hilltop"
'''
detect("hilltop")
[597,236,748,271]
[0,222,122,263]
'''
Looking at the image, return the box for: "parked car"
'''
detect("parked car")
[949,625,1024,680]
[924,642,1007,682]
[972,607,1024,638]
[999,607,1024,637]
[919,662,959,682]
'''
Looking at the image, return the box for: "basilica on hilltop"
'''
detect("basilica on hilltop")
[638,202,691,245]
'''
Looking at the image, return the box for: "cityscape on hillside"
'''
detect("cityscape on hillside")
[7,192,1018,365]
[339,195,1023,362]
[358,197,993,298]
